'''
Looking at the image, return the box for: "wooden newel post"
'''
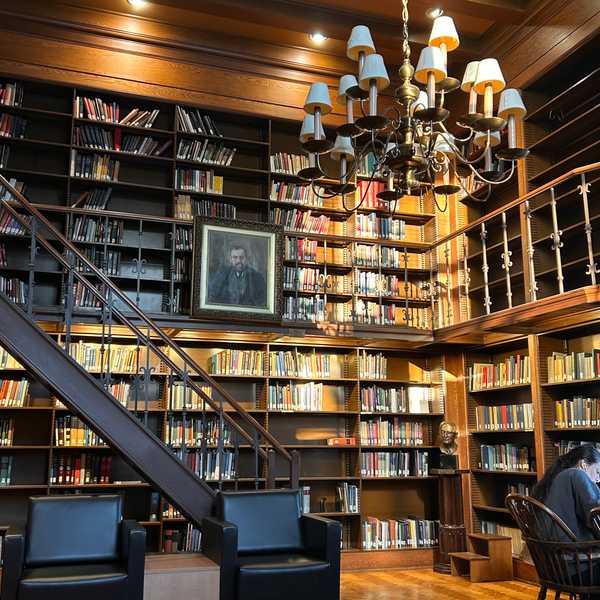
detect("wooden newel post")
[433,470,467,574]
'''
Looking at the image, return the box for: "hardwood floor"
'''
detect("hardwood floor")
[341,569,538,600]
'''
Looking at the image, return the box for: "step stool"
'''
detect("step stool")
[449,533,513,582]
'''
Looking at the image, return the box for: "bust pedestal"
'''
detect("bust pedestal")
[431,469,466,574]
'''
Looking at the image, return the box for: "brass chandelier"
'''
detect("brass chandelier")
[297,0,529,211]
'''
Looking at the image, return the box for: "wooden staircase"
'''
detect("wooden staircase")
[449,533,513,582]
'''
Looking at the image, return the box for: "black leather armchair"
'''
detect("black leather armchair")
[202,489,342,600]
[1,494,146,600]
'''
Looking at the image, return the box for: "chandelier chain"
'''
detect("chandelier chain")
[401,0,410,62]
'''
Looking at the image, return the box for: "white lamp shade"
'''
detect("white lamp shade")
[358,54,390,91]
[347,25,376,61]
[330,135,355,160]
[414,90,429,111]
[473,58,505,94]
[414,46,446,84]
[299,114,325,143]
[304,82,333,115]
[461,61,480,92]
[434,133,455,156]
[337,74,358,105]
[429,16,459,52]
[474,130,501,148]
[498,88,527,119]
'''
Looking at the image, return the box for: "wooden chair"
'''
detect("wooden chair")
[506,494,600,600]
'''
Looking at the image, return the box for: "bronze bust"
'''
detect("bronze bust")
[439,421,458,470]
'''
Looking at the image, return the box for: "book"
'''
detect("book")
[70,216,123,243]
[175,168,223,194]
[54,415,104,447]
[270,153,309,175]
[0,144,9,168]
[0,417,14,446]
[70,150,120,181]
[476,403,534,431]
[269,350,344,378]
[479,444,532,472]
[173,194,235,221]
[176,106,221,136]
[327,437,357,447]
[68,340,156,373]
[268,381,324,411]
[270,182,324,207]
[208,349,264,376]
[547,350,600,383]
[0,82,23,107]
[169,382,212,410]
[301,485,311,513]
[0,113,27,138]
[0,276,27,304]
[0,347,23,369]
[360,449,429,477]
[176,138,236,165]
[50,453,112,485]
[336,482,359,513]
[468,354,530,391]
[0,379,28,407]
[362,517,438,550]
[354,213,405,241]
[554,396,600,428]
[0,455,13,485]
[165,415,231,448]
[360,418,424,446]
[359,352,388,379]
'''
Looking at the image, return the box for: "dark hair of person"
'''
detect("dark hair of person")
[532,444,600,502]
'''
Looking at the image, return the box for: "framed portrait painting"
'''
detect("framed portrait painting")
[191,217,283,321]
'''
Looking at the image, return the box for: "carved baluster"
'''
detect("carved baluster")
[480,222,491,315]
[462,234,471,321]
[444,242,452,325]
[524,200,538,301]
[500,211,513,309]
[578,173,598,285]
[549,187,564,294]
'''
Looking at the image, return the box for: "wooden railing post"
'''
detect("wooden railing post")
[290,450,300,489]
[266,448,276,489]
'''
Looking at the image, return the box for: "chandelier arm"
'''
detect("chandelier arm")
[456,173,493,203]
[438,121,475,144]
[436,129,489,166]
[471,161,516,186]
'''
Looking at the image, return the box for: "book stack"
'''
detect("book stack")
[361,386,406,413]
[270,153,309,175]
[75,96,160,128]
[554,396,600,428]
[0,82,23,106]
[468,354,530,391]
[355,180,386,209]
[0,347,22,369]
[180,448,236,481]
[475,403,534,431]
[362,517,438,550]
[68,341,150,373]
[354,213,405,240]
[173,194,236,221]
[282,296,326,322]
[360,418,424,446]
[0,417,14,446]
[555,440,600,455]
[361,449,429,477]
[0,276,27,304]
[337,482,359,513]
[284,238,318,262]
[78,188,112,210]
[70,151,120,181]
[175,168,223,194]
[77,247,121,276]
[176,139,236,165]
[50,453,112,484]
[0,144,8,168]
[354,272,425,299]
[54,415,104,447]
[283,266,326,292]
[70,216,124,243]
[270,208,332,235]
[165,417,231,447]
[74,125,170,156]
[208,349,264,376]
[0,113,27,138]
[354,301,430,329]
[174,256,189,282]
[0,204,28,233]
[176,106,222,136]
[169,382,213,410]
[175,227,192,251]
[481,521,524,555]
[163,524,202,553]
[0,379,28,407]
[359,352,388,380]
[107,382,132,407]
[547,350,600,382]
[0,456,13,485]
[71,281,103,309]
[269,350,339,378]
[270,182,323,206]
[268,381,323,411]
[479,444,532,472]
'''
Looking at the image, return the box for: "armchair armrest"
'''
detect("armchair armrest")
[1,526,25,600]
[120,520,146,600]
[202,516,238,600]
[301,514,342,565]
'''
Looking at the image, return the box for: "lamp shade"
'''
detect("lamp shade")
[434,133,455,156]
[414,46,446,84]
[337,74,358,105]
[473,58,505,94]
[429,16,459,52]
[299,114,325,143]
[358,54,390,91]
[474,130,501,148]
[414,90,429,111]
[461,61,480,92]
[498,88,527,119]
[347,25,376,61]
[330,135,355,160]
[304,82,333,115]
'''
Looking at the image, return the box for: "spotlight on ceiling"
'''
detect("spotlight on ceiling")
[309,33,328,44]
[128,0,148,8]
[426,7,444,19]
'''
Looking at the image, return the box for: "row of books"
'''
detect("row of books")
[169,383,212,410]
[360,385,434,414]
[175,168,223,194]
[208,349,264,376]
[0,347,22,369]
[0,417,14,446]
[54,415,105,447]
[267,381,324,411]
[355,180,387,211]
[282,296,340,322]
[481,521,524,556]
[360,450,429,477]
[0,113,27,138]
[174,256,189,282]
[0,276,27,304]
[362,517,438,550]
[475,403,534,432]
[175,227,192,251]
[75,96,160,128]
[70,151,120,181]
[547,350,600,383]
[354,301,430,330]
[284,238,319,263]
[68,341,156,373]
[0,379,29,407]
[178,448,236,481]
[270,208,333,235]
[78,188,112,210]
[353,244,426,270]
[468,355,530,391]
[176,106,222,137]
[554,396,600,428]
[0,204,28,234]
[70,216,124,244]
[282,267,347,294]
[176,139,236,166]
[173,194,236,221]
[555,440,600,456]
[165,417,231,448]
[268,350,339,379]
[0,144,8,168]
[354,273,426,299]
[164,524,202,553]
[270,153,309,175]
[270,182,323,206]
[360,418,425,447]
[359,352,387,380]
[73,126,171,157]
[70,281,102,309]
[78,247,121,277]
[107,382,132,407]
[0,82,23,107]
[479,444,532,472]
[336,482,359,513]
[0,456,13,485]
[50,453,113,485]
[354,214,406,241]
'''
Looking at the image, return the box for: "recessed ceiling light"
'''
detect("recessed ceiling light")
[309,33,328,44]
[128,0,147,8]
[426,7,444,19]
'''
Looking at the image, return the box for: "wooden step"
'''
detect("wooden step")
[449,551,491,562]
[144,553,219,600]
